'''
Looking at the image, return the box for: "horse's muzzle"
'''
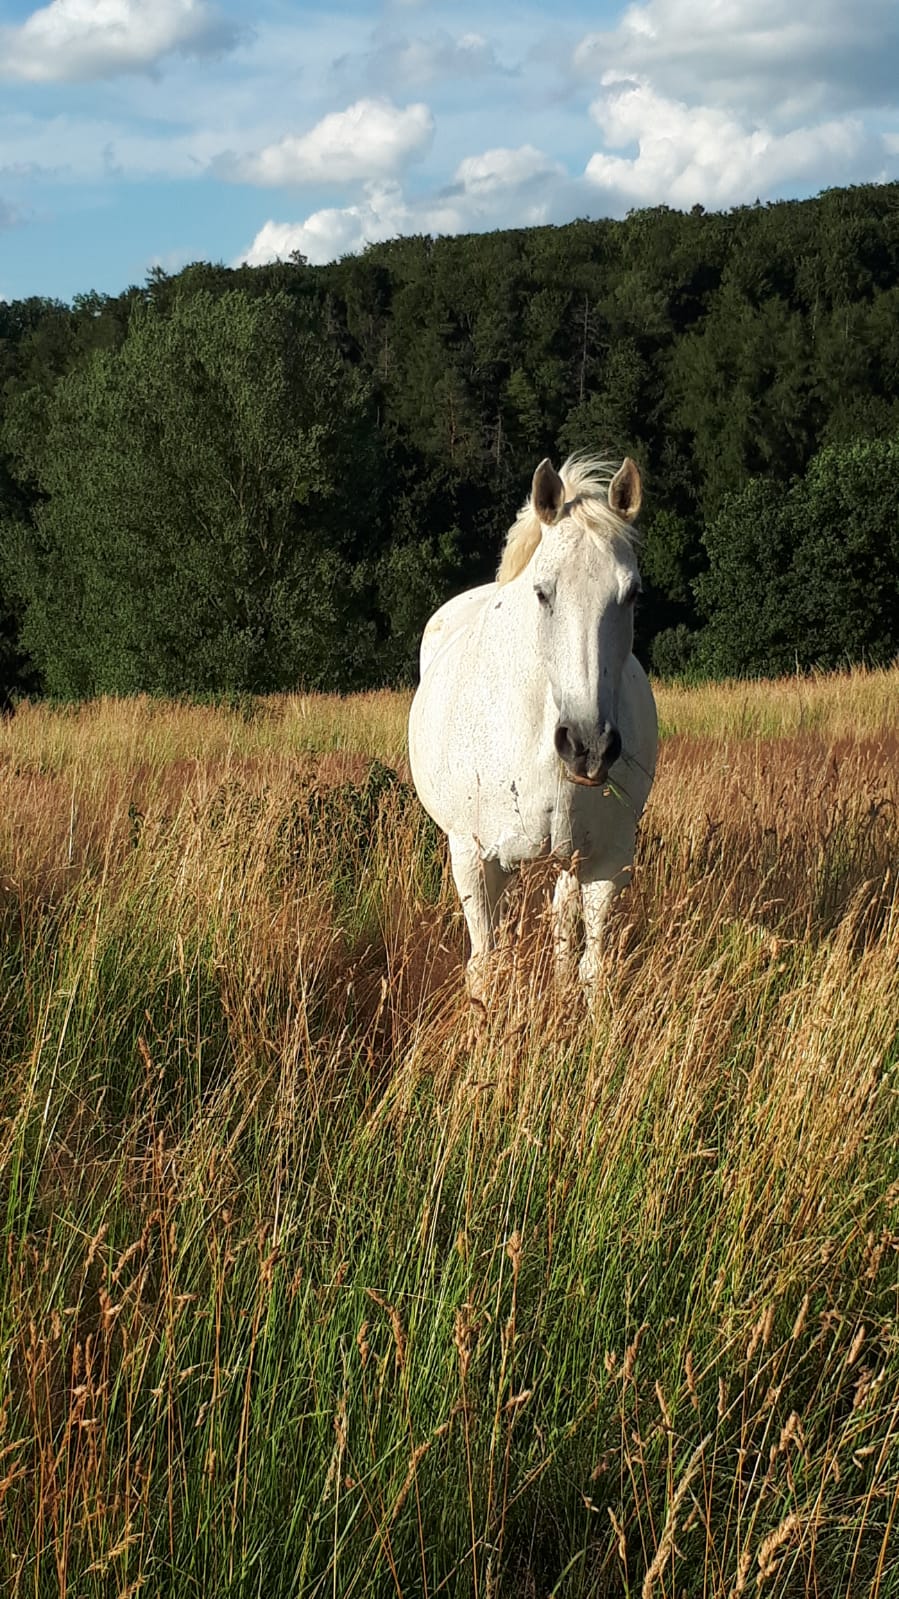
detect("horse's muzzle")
[555,722,621,785]
[563,768,605,788]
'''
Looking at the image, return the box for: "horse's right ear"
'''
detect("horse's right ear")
[608,457,642,522]
[532,459,565,526]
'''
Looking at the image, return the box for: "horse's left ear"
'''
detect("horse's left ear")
[608,458,642,522]
[532,458,566,526]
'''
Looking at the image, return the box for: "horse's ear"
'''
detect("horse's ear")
[532,458,565,525]
[608,457,642,522]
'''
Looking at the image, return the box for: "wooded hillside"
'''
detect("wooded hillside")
[2,181,898,698]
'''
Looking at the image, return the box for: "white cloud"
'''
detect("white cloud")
[585,76,867,208]
[0,0,240,83]
[574,0,899,122]
[224,99,434,187]
[242,213,360,267]
[452,145,564,195]
[238,143,568,268]
[239,181,463,267]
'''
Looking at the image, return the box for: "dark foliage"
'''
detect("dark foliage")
[1,182,899,697]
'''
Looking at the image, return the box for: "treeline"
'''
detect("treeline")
[2,181,899,699]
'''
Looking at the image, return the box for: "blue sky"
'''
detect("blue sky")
[2,0,898,304]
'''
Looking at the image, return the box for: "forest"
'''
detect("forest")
[1,180,899,699]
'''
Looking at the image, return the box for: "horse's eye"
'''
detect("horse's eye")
[534,586,551,608]
[622,580,642,606]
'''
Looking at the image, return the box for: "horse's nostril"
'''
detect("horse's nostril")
[555,725,588,765]
[601,726,622,766]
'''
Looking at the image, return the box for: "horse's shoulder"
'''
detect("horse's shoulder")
[420,583,497,677]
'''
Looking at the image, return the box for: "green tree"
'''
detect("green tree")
[670,286,818,517]
[696,437,899,676]
[4,181,899,694]
[374,526,463,683]
[1,290,379,696]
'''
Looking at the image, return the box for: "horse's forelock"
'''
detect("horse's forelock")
[496,454,637,585]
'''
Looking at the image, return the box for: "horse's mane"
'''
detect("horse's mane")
[496,455,638,586]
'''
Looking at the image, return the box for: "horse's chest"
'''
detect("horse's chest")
[485,780,554,869]
[471,770,601,869]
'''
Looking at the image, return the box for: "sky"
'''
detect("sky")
[1,0,899,304]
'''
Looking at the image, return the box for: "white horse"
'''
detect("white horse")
[408,454,658,998]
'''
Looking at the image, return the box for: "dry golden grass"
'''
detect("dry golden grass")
[0,670,897,1597]
[654,662,899,739]
[1,661,895,780]
[0,689,411,780]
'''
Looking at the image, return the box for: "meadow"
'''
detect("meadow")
[0,666,897,1598]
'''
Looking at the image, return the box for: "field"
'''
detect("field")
[0,666,897,1598]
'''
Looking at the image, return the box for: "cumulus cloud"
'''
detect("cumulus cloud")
[0,0,239,84]
[223,99,434,187]
[585,76,868,208]
[238,143,568,267]
[238,182,448,266]
[574,0,899,122]
[451,144,564,196]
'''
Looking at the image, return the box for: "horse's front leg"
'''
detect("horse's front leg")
[552,868,582,984]
[448,834,510,1005]
[578,866,633,994]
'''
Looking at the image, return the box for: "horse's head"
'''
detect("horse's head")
[529,456,642,787]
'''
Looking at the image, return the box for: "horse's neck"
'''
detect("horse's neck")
[478,576,556,727]
[479,573,534,650]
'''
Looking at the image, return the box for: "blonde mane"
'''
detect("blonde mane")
[496,455,638,585]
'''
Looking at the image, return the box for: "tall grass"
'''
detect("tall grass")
[655,663,899,739]
[0,672,897,1596]
[1,662,896,777]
